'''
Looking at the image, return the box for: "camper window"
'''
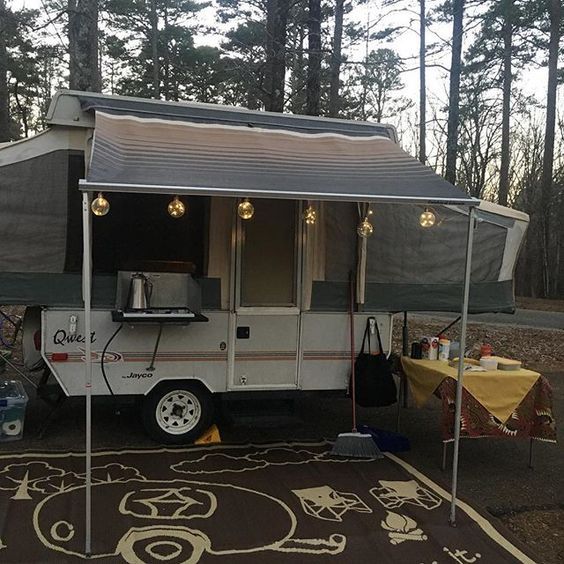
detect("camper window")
[240,199,297,307]
[90,194,209,276]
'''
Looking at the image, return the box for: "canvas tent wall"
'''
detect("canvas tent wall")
[307,201,528,313]
[0,91,527,313]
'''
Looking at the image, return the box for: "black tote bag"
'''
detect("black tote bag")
[351,318,397,408]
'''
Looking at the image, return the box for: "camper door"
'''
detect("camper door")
[231,199,301,389]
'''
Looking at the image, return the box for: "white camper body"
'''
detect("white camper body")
[38,309,391,396]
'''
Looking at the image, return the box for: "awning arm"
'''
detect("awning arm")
[449,206,476,525]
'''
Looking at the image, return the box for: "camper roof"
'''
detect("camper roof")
[47,90,398,140]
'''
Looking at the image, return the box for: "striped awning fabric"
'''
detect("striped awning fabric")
[81,111,477,205]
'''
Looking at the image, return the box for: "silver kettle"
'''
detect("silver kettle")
[129,273,153,310]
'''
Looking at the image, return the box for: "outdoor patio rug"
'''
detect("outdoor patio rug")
[0,441,536,563]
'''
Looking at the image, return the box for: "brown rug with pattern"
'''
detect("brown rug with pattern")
[0,441,536,563]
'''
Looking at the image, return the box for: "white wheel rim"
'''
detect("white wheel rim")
[156,390,202,435]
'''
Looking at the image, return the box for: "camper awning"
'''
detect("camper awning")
[81,112,477,205]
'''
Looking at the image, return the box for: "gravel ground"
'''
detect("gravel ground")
[503,509,564,564]
[0,309,562,562]
[413,309,564,331]
[516,297,564,313]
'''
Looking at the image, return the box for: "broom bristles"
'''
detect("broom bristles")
[331,432,384,459]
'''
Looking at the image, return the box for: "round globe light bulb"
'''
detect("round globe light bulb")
[91,192,110,216]
[420,208,436,228]
[303,205,317,225]
[168,195,186,218]
[357,219,374,238]
[238,198,255,220]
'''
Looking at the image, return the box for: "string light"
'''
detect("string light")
[420,207,436,228]
[357,219,374,238]
[91,192,110,216]
[167,195,186,218]
[238,198,255,220]
[303,205,317,225]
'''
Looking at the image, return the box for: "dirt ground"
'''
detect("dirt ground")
[1,305,562,562]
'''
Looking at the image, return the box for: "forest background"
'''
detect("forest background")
[0,0,562,298]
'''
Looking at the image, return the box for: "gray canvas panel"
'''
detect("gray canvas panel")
[0,150,69,273]
[310,280,515,313]
[0,273,116,307]
[0,273,222,310]
[366,204,505,284]
[324,202,357,281]
[83,112,477,205]
[475,209,515,229]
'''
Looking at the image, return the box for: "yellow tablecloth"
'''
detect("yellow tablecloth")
[401,357,541,423]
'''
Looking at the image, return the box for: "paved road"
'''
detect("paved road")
[412,308,564,330]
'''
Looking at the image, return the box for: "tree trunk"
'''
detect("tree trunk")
[418,0,426,164]
[328,0,344,117]
[445,0,464,184]
[359,19,369,122]
[272,0,289,112]
[150,0,160,99]
[540,0,561,296]
[264,0,276,109]
[264,0,289,112]
[68,0,100,92]
[419,0,427,164]
[163,2,170,100]
[0,0,10,142]
[306,0,322,116]
[289,20,306,113]
[498,0,513,206]
[13,81,29,137]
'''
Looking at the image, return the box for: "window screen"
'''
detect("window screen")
[240,199,297,307]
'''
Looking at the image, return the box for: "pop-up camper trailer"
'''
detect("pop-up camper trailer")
[0,91,528,446]
[1,91,531,541]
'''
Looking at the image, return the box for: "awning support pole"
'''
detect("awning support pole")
[450,206,475,525]
[402,312,408,356]
[81,192,93,555]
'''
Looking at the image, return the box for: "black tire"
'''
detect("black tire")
[141,381,214,444]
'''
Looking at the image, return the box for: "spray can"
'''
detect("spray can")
[438,338,450,362]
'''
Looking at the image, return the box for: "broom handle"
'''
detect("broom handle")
[350,273,357,432]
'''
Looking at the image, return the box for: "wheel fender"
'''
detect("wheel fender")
[143,378,214,397]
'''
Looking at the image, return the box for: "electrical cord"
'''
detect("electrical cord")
[101,323,123,396]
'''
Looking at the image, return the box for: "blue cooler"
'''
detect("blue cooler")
[0,380,28,442]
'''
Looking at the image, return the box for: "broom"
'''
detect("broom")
[331,273,383,459]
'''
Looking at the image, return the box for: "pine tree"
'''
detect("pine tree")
[104,0,206,100]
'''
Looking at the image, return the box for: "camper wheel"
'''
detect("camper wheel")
[141,381,214,444]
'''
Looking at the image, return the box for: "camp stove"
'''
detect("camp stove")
[111,307,208,324]
[112,272,208,324]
